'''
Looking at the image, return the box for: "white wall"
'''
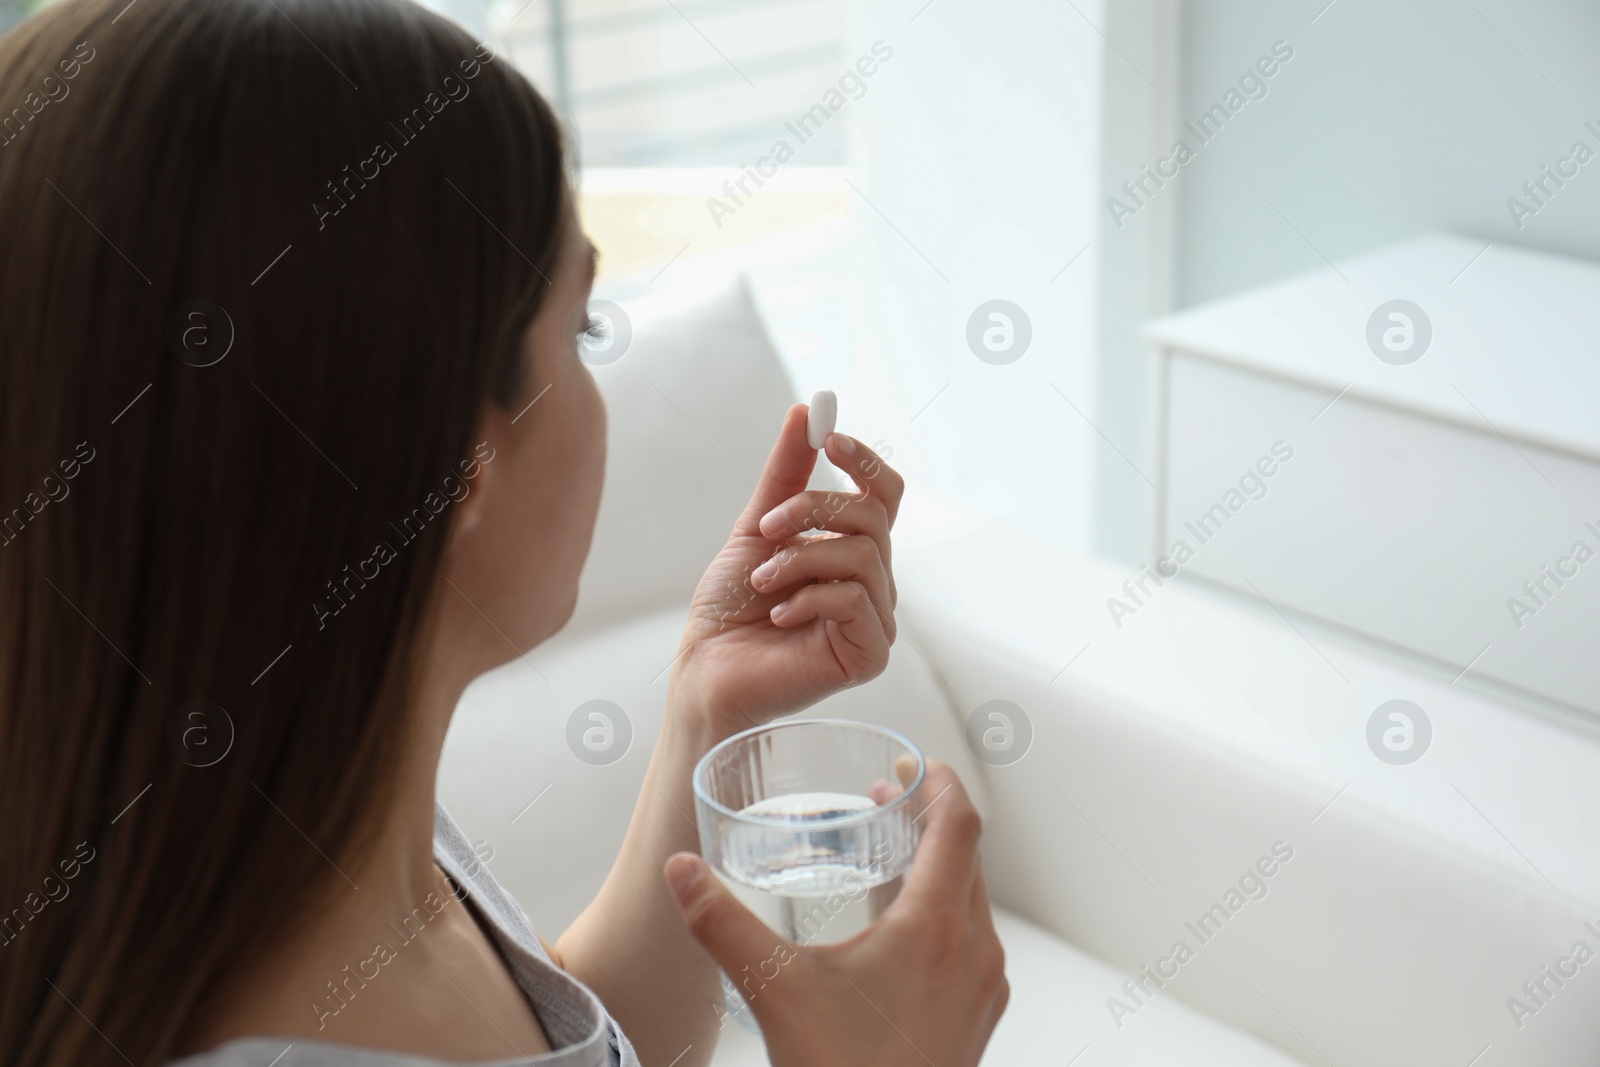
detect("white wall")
[1091,0,1600,562]
[840,0,1105,555]
[1172,0,1600,307]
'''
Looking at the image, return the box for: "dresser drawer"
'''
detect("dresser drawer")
[1156,351,1600,713]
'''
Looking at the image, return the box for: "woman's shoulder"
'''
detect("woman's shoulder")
[431,802,640,1067]
[432,802,551,964]
[164,808,635,1067]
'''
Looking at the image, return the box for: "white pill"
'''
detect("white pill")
[807,390,837,449]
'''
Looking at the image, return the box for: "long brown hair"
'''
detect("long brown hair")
[0,1,569,1062]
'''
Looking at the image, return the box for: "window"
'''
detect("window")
[489,0,847,166]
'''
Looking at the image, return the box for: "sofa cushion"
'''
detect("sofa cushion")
[709,907,1310,1066]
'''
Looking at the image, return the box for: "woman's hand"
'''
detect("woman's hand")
[668,402,905,738]
[663,761,1009,1067]
[555,404,905,1067]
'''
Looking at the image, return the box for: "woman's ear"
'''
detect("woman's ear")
[451,425,504,541]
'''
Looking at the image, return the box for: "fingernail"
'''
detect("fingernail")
[752,559,779,585]
[759,507,785,534]
[895,754,918,786]
[830,433,856,455]
[665,853,701,897]
[770,600,790,622]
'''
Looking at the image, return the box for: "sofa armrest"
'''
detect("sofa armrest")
[891,502,1600,1067]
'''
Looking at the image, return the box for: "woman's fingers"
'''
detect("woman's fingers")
[868,754,918,804]
[824,433,905,528]
[970,866,998,936]
[731,404,818,538]
[757,491,896,608]
[731,415,903,544]
[970,869,1010,1041]
[664,853,795,1008]
[757,438,902,543]
[767,580,891,679]
[892,761,982,917]
[731,411,903,548]
[759,488,889,547]
[751,534,895,633]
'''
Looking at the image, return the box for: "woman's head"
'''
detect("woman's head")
[0,0,601,1062]
[435,208,607,675]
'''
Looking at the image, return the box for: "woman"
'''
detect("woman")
[0,1,1007,1064]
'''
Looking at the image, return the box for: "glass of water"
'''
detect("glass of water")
[692,718,926,1031]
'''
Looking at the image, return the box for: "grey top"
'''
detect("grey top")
[168,803,640,1067]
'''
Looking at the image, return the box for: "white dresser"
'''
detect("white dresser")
[1144,235,1600,717]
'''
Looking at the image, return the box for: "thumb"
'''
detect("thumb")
[665,853,793,980]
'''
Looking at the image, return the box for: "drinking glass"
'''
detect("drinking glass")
[692,718,926,1032]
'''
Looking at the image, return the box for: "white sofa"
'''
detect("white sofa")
[439,275,1600,1066]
